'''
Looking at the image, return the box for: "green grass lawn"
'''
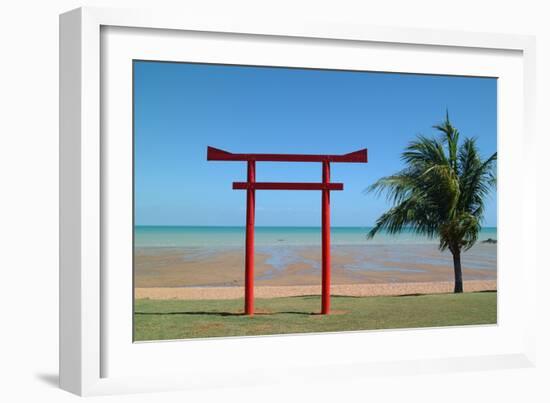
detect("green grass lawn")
[134,291,496,341]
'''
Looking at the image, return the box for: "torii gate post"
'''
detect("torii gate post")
[245,160,256,315]
[321,161,330,314]
[207,146,368,315]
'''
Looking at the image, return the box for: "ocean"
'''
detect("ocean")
[134,226,497,248]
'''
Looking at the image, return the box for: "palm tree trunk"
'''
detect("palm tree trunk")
[452,250,463,293]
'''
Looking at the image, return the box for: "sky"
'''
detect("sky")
[134,61,497,227]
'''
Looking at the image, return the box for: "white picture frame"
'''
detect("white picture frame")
[59,6,537,396]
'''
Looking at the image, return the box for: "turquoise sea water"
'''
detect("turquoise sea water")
[135,226,498,248]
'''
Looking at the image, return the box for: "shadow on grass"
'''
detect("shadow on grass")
[290,294,363,299]
[135,311,316,317]
[395,290,497,297]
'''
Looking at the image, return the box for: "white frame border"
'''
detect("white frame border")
[59,6,537,396]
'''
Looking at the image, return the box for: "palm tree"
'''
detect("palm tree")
[366,112,497,293]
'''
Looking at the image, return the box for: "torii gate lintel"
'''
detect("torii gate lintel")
[207,146,368,315]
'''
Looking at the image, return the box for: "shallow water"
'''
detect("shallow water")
[135,225,498,248]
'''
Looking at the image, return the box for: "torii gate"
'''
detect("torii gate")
[207,146,368,315]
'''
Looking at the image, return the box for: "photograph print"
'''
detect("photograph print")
[133,61,497,341]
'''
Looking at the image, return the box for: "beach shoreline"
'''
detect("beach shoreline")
[135,243,497,288]
[135,280,496,300]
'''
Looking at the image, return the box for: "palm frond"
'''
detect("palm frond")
[457,138,497,219]
[402,135,449,168]
[367,194,439,239]
[432,112,459,170]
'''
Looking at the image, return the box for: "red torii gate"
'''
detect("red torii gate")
[207,146,368,315]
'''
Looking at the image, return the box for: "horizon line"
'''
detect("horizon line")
[134,224,498,228]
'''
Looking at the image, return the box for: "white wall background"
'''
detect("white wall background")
[0,0,548,401]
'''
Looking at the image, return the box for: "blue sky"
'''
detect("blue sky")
[134,61,497,227]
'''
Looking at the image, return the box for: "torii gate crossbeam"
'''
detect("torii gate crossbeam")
[207,146,368,315]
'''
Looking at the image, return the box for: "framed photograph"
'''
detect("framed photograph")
[60,7,537,396]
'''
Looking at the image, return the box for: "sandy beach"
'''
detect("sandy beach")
[135,280,496,300]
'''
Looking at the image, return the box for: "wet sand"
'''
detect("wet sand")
[135,244,496,298]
